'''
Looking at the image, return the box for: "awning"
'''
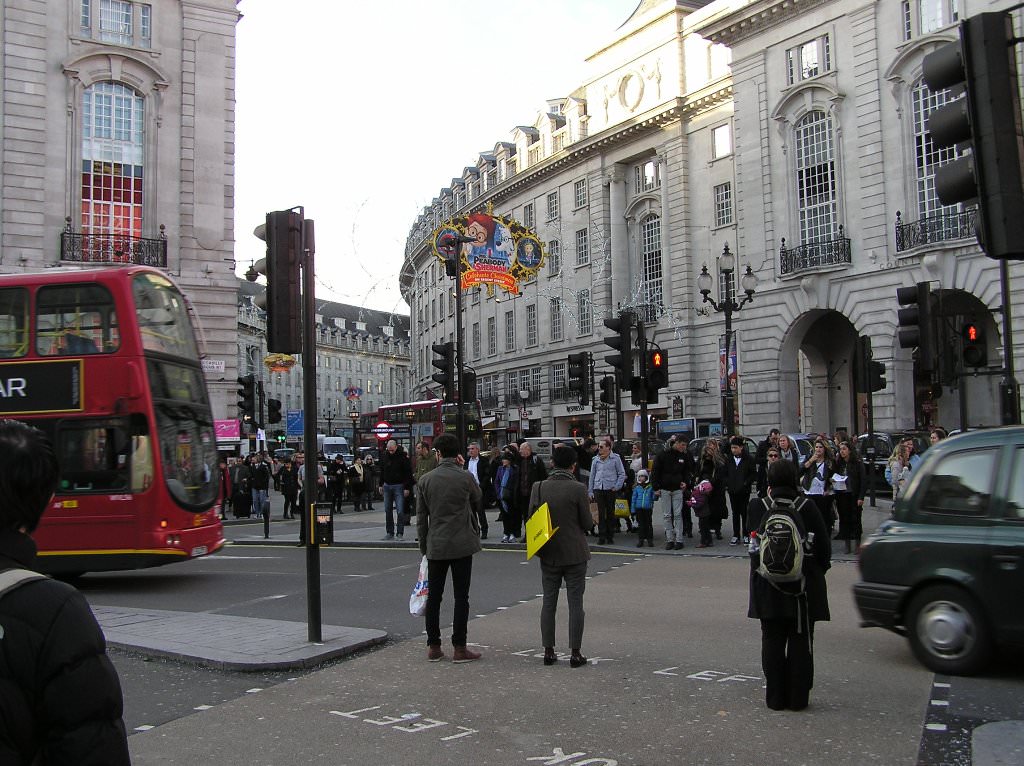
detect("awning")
[481,417,500,430]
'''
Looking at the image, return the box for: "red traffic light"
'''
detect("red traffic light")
[651,351,664,368]
[964,323,979,342]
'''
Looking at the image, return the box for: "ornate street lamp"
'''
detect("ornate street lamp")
[348,406,360,447]
[322,408,336,436]
[405,407,416,451]
[697,243,758,433]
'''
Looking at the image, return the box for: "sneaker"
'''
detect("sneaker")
[665,541,675,550]
[427,646,445,662]
[637,540,645,548]
[384,534,394,541]
[396,534,404,540]
[742,536,749,544]
[674,541,685,550]
[452,646,481,663]
[696,543,710,549]
[730,537,740,546]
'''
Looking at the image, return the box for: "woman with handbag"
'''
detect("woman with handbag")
[801,438,837,536]
[833,440,866,553]
[696,439,728,548]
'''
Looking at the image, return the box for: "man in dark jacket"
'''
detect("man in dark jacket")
[726,435,758,545]
[512,441,547,542]
[748,458,831,712]
[417,434,483,663]
[0,419,130,765]
[380,439,414,540]
[755,428,780,497]
[528,445,592,668]
[464,441,491,539]
[650,435,697,549]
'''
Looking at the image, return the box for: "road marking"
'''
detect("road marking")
[246,688,263,694]
[204,555,282,560]
[194,705,212,711]
[930,699,949,706]
[926,723,948,732]
[134,725,155,731]
[201,594,288,614]
[933,681,951,688]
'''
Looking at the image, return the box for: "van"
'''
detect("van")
[519,436,584,461]
[322,436,351,461]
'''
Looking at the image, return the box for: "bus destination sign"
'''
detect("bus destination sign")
[0,359,83,415]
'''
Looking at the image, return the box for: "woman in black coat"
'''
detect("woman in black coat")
[833,440,867,553]
[748,459,831,712]
[696,438,728,548]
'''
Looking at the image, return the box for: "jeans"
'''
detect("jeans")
[383,483,406,536]
[251,489,268,519]
[729,489,751,539]
[425,555,473,647]
[594,489,617,540]
[660,489,690,542]
[541,560,587,652]
[282,492,297,519]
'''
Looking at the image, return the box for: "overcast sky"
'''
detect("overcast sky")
[233,0,638,317]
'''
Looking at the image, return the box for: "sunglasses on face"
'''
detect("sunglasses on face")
[767,453,780,459]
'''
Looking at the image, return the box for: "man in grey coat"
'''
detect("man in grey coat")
[528,444,593,668]
[417,433,483,663]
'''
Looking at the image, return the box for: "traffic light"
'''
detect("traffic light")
[237,374,256,422]
[431,341,456,401]
[599,375,616,405]
[567,352,589,405]
[603,311,635,385]
[267,397,282,424]
[461,369,477,401]
[961,321,988,367]
[854,336,872,393]
[896,282,934,372]
[868,361,886,393]
[647,348,668,391]
[922,12,1024,260]
[253,210,304,353]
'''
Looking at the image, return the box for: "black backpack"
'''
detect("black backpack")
[755,495,811,592]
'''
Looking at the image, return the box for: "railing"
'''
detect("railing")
[551,386,575,403]
[61,222,167,268]
[479,395,501,410]
[895,208,976,252]
[780,226,851,276]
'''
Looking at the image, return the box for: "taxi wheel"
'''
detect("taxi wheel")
[906,584,992,676]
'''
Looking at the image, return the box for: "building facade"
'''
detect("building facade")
[402,0,1024,442]
[236,279,411,452]
[0,0,240,418]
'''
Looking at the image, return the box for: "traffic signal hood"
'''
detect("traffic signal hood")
[896,282,934,372]
[255,210,303,353]
[647,349,668,391]
[267,398,282,424]
[237,374,256,422]
[431,342,456,402]
[923,12,1024,260]
[599,375,616,405]
[603,312,635,385]
[868,360,887,393]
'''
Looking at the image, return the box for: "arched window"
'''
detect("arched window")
[81,82,144,239]
[911,79,957,218]
[794,110,837,244]
[639,214,662,322]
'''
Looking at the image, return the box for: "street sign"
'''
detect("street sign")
[372,421,394,440]
[286,409,304,437]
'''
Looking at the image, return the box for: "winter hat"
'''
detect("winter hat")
[637,469,649,481]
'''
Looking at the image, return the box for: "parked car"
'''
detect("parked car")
[853,426,1024,675]
[272,447,295,462]
[855,431,930,491]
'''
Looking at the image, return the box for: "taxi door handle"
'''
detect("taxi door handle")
[993,554,1019,571]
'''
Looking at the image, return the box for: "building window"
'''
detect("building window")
[81,1,152,48]
[548,240,562,276]
[795,110,838,243]
[471,286,480,305]
[633,160,660,194]
[523,202,535,229]
[487,316,496,355]
[81,82,144,241]
[640,215,663,322]
[504,157,517,178]
[552,131,566,153]
[551,361,567,399]
[712,123,732,160]
[786,34,832,85]
[431,298,436,324]
[455,189,465,208]
[575,229,589,266]
[546,191,559,221]
[574,178,588,208]
[526,304,538,347]
[472,322,481,359]
[714,182,733,227]
[550,298,563,342]
[577,289,592,335]
[903,0,958,39]
[912,80,959,219]
[485,168,498,189]
[528,144,541,166]
[504,310,515,351]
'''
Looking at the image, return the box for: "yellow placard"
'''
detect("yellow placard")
[526,502,558,560]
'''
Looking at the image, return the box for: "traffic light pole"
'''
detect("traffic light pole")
[299,216,322,644]
[454,271,467,450]
[999,260,1021,424]
[637,321,650,467]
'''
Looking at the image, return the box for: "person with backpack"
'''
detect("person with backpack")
[748,458,831,711]
[0,419,130,764]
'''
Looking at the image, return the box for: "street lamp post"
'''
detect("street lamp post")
[349,406,360,448]
[323,408,336,437]
[405,407,416,451]
[519,389,530,438]
[696,243,758,434]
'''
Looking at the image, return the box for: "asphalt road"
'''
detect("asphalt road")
[77,542,1024,764]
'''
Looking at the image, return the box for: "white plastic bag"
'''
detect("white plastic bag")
[409,555,429,616]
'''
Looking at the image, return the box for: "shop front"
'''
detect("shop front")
[551,402,595,439]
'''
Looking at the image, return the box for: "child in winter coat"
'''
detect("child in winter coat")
[631,469,655,548]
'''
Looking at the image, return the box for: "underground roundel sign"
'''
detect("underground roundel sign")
[373,421,394,440]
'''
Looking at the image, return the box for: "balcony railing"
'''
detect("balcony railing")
[780,226,851,276]
[895,208,977,252]
[61,222,167,268]
[479,394,501,411]
[551,386,576,403]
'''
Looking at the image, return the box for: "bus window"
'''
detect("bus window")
[56,419,131,493]
[36,284,119,356]
[132,273,199,359]
[0,287,28,358]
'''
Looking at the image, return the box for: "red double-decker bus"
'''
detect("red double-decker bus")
[375,399,482,446]
[0,266,224,574]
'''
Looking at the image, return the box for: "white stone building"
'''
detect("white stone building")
[0,0,240,418]
[402,0,1024,442]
